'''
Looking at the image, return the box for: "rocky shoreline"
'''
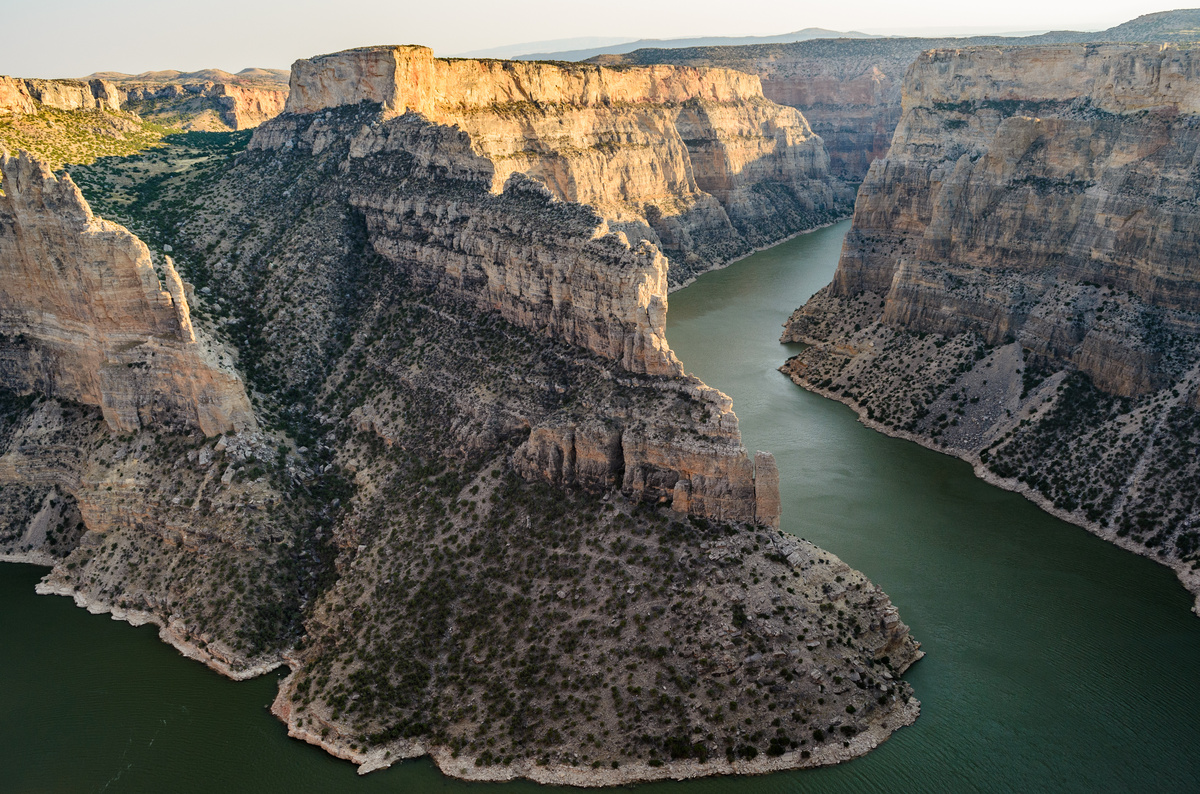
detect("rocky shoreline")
[781,368,1200,616]
[1,555,922,787]
[271,663,920,785]
[32,576,287,680]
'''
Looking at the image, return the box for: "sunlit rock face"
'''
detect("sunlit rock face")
[0,152,254,436]
[278,44,846,286]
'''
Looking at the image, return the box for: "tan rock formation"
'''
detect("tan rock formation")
[0,151,254,436]
[20,78,121,112]
[0,76,36,115]
[273,45,843,285]
[118,81,288,130]
[597,13,1200,180]
[238,66,780,525]
[807,44,1200,398]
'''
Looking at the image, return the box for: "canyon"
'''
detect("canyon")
[782,43,1200,609]
[0,44,920,785]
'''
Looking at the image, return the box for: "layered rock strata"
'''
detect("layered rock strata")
[246,101,770,525]
[117,80,288,130]
[279,45,845,285]
[598,9,1200,181]
[0,73,286,131]
[783,44,1200,608]
[0,152,254,436]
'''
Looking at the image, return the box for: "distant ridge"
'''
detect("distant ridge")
[510,27,882,62]
[84,67,289,87]
[452,36,637,60]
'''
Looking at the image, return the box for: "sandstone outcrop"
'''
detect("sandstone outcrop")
[0,76,36,115]
[0,72,287,131]
[783,43,1200,608]
[277,45,845,285]
[118,81,288,130]
[0,151,254,436]
[241,102,767,524]
[15,78,121,112]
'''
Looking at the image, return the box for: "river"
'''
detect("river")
[3,220,1199,792]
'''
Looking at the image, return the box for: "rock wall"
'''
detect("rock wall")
[237,103,775,524]
[275,45,845,285]
[0,76,36,115]
[783,44,1200,607]
[118,81,288,130]
[18,78,121,112]
[0,151,254,436]
[0,74,286,131]
[596,12,1200,181]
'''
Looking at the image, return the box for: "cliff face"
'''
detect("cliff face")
[0,73,287,131]
[597,11,1200,182]
[245,103,771,525]
[783,44,1200,607]
[280,45,845,286]
[19,78,122,112]
[118,81,288,130]
[0,152,254,436]
[0,77,36,115]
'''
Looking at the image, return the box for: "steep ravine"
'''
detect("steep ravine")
[783,44,1200,612]
[0,45,921,786]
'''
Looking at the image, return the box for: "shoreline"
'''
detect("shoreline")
[271,662,921,785]
[668,216,852,294]
[32,576,287,680]
[782,370,1200,617]
[6,554,924,788]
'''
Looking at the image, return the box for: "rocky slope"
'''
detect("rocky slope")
[596,9,1200,182]
[281,45,848,286]
[0,45,922,785]
[782,43,1200,609]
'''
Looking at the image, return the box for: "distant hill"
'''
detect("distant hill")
[84,67,289,87]
[452,36,638,60]
[513,28,881,62]
[1086,8,1200,41]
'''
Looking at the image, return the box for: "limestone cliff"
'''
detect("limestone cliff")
[276,45,845,285]
[0,151,254,436]
[0,72,286,131]
[783,44,1200,607]
[19,78,122,112]
[243,103,769,525]
[598,10,1200,181]
[117,80,287,130]
[0,77,35,115]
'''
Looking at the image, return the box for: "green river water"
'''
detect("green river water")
[4,220,1199,792]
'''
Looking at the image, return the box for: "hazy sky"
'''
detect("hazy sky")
[0,0,1185,77]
